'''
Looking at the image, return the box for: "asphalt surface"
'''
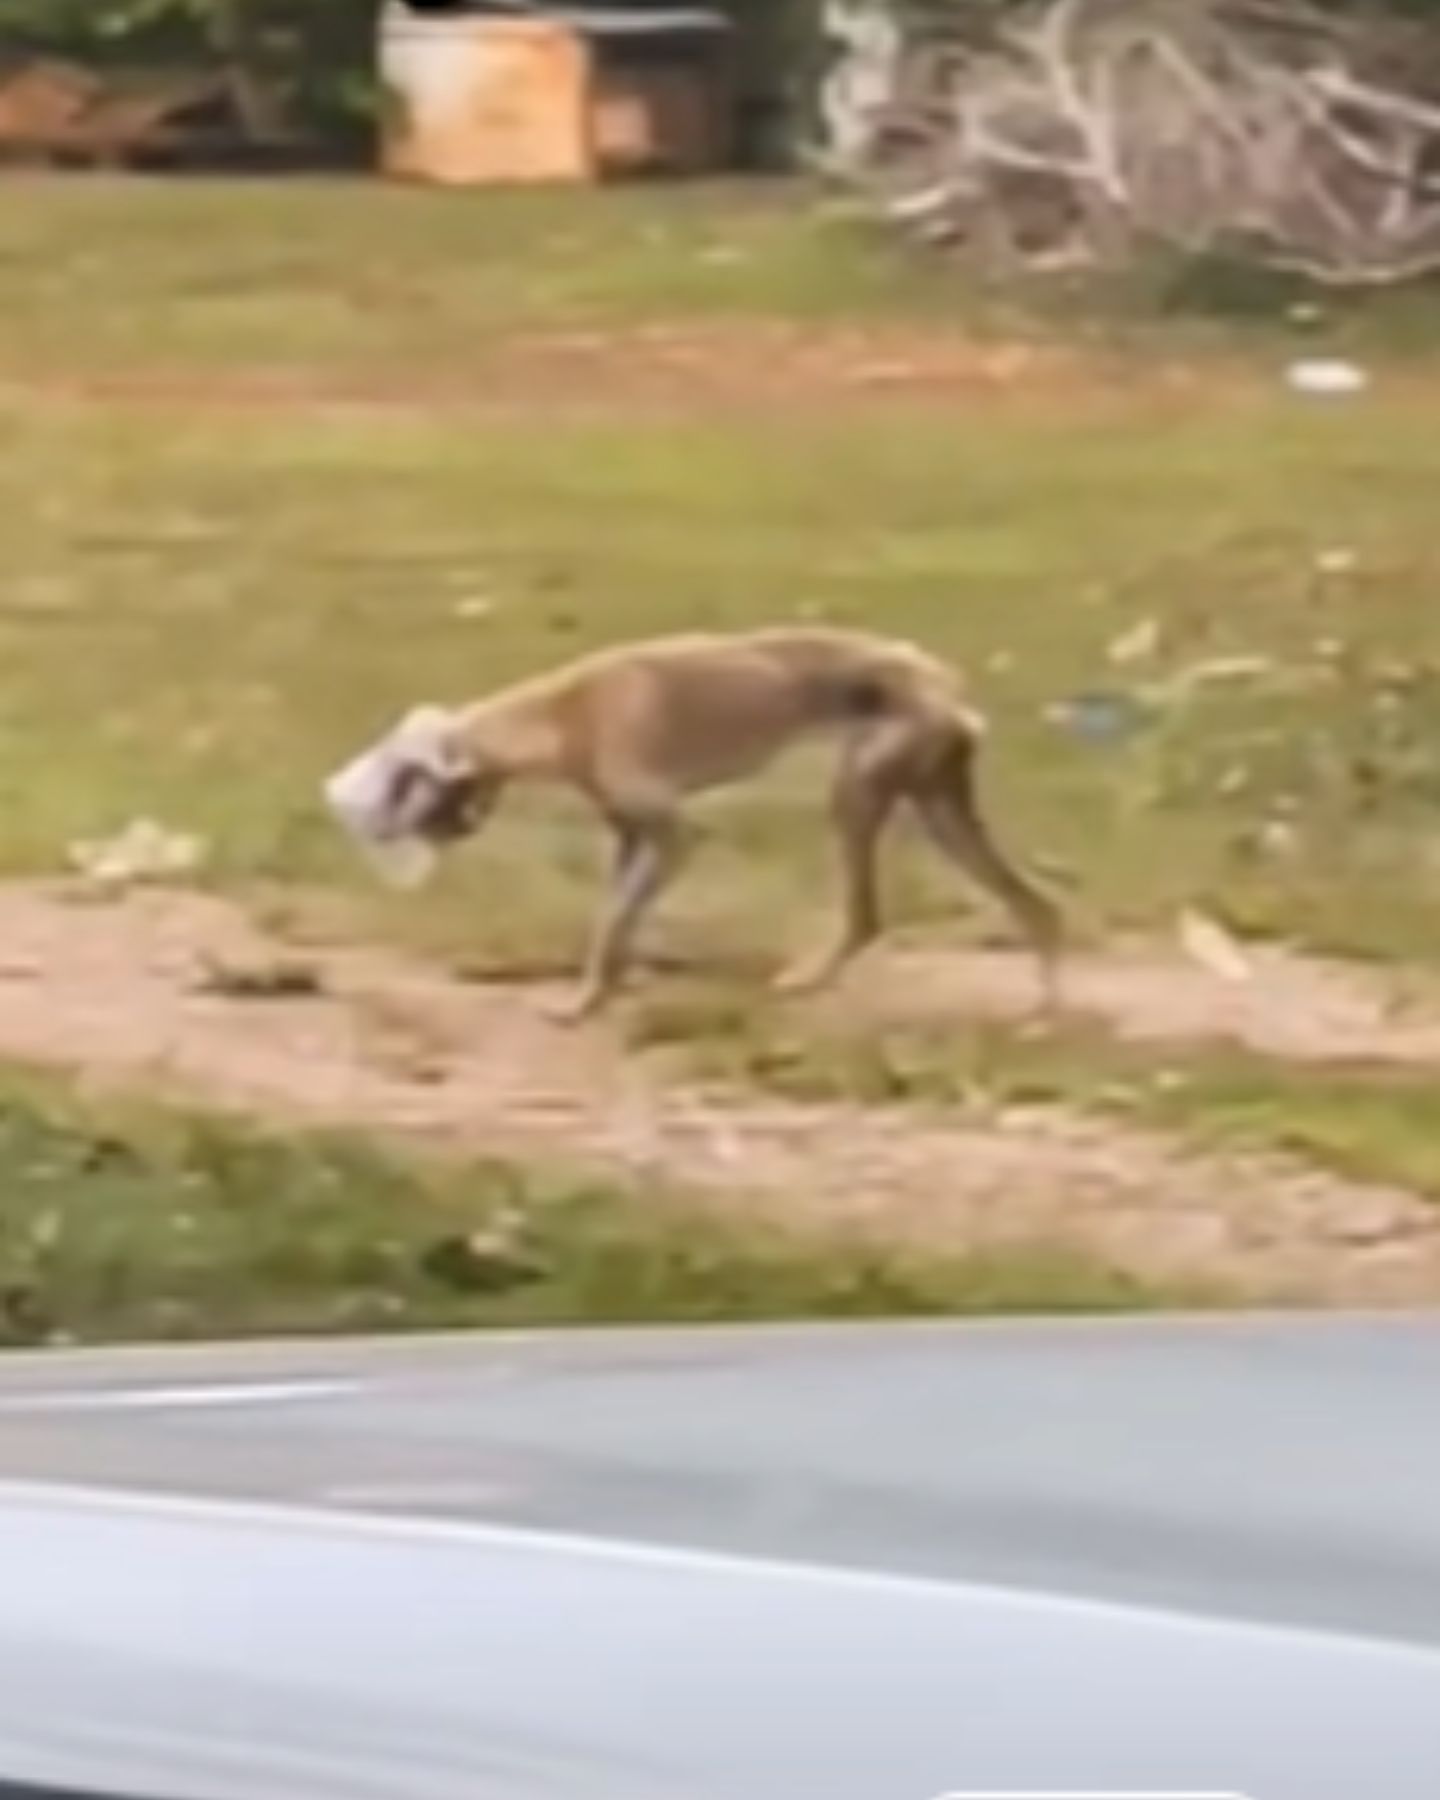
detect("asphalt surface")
[1,1313,1438,1647]
[2,1316,1440,1800]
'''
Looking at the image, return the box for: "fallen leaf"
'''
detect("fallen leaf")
[1147,655,1274,704]
[68,818,207,889]
[1178,907,1253,984]
[1258,818,1301,859]
[1107,617,1160,666]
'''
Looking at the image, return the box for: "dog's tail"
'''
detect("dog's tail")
[918,710,1064,1003]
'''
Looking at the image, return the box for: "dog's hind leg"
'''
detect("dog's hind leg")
[773,729,911,996]
[550,814,690,1022]
[910,725,1063,1013]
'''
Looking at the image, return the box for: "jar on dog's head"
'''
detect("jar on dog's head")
[324,705,482,889]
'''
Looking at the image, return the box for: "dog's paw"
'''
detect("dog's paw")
[770,958,839,998]
[537,986,606,1027]
[1016,978,1064,1040]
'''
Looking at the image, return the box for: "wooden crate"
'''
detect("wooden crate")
[380,6,732,186]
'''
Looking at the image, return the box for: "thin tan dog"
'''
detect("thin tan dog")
[325,626,1062,1021]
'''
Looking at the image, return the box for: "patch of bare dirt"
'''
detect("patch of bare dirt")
[1,882,1440,1306]
[0,324,1128,418]
[853,939,1440,1066]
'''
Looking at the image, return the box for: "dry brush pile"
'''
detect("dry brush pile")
[821,0,1440,284]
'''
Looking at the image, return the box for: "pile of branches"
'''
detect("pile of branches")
[821,0,1440,285]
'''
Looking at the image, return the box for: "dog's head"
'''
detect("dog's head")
[323,705,496,888]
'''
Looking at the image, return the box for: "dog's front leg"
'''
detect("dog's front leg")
[548,816,689,1023]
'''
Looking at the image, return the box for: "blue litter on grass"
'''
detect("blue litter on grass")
[1048,690,1153,745]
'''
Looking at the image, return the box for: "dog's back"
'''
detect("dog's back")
[738,626,971,728]
[539,627,976,798]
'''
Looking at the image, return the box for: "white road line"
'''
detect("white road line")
[1,1474,1439,1672]
[0,1379,358,1414]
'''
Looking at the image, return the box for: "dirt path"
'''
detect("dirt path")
[852,938,1440,1067]
[0,323,1150,419]
[1,882,1439,1306]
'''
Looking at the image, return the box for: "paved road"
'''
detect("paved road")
[2,1316,1440,1799]
[1,1313,1438,1646]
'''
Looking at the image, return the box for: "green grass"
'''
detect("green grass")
[4,343,1440,969]
[3,184,1440,980]
[1,179,1436,380]
[1136,1057,1440,1200]
[0,1074,1170,1347]
[0,179,990,382]
[637,993,1440,1203]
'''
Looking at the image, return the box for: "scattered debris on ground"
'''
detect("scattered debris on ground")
[67,819,207,892]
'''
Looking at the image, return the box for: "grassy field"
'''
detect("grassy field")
[2,177,1440,1336]
[0,1073,1166,1347]
[631,993,1440,1204]
[3,180,1440,973]
[0,179,976,370]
